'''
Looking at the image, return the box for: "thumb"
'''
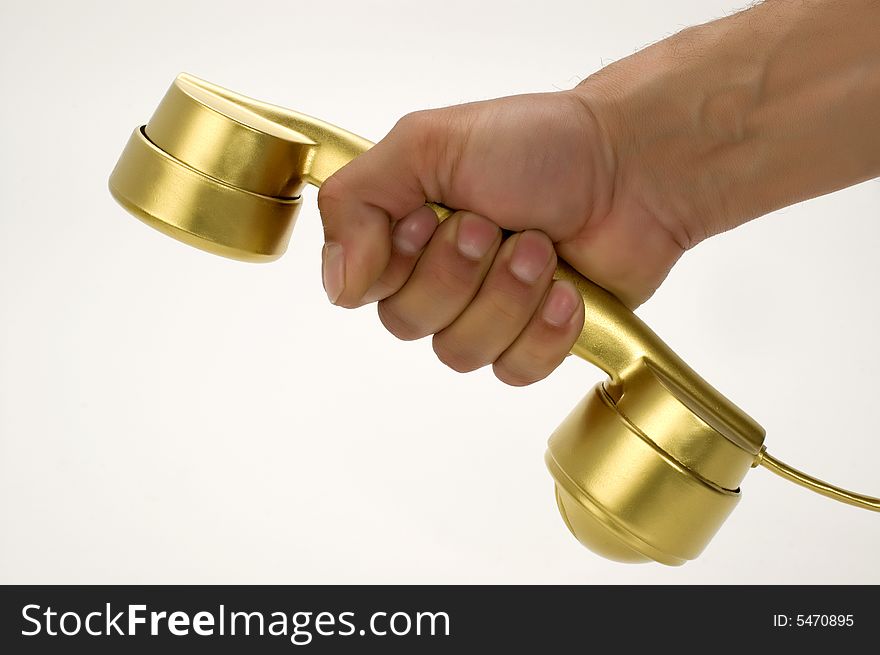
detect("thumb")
[317,111,449,307]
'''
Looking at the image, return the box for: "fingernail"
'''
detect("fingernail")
[509,232,553,284]
[542,281,579,327]
[392,207,438,256]
[322,242,345,304]
[456,213,499,260]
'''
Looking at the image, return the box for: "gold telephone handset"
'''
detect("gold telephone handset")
[109,74,878,565]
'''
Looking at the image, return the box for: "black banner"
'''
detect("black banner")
[0,585,875,653]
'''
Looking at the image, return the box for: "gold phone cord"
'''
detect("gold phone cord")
[756,449,880,512]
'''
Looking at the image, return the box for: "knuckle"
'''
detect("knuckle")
[393,111,435,152]
[316,174,345,216]
[492,359,544,387]
[516,336,571,373]
[394,110,446,168]
[393,107,462,197]
[485,288,529,322]
[521,343,557,367]
[395,109,435,134]
[432,335,487,373]
[432,258,479,295]
[490,294,525,323]
[377,301,428,341]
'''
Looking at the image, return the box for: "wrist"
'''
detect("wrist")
[572,0,880,245]
[572,6,780,247]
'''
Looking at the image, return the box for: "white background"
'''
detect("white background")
[1,0,877,584]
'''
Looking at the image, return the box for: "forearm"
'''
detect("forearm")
[576,0,880,245]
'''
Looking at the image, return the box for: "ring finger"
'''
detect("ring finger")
[431,229,557,372]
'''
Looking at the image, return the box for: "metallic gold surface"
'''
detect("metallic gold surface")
[757,450,880,512]
[109,74,877,565]
[546,385,742,565]
[110,127,301,261]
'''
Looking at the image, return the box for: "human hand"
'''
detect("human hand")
[318,0,880,386]
[317,91,685,385]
